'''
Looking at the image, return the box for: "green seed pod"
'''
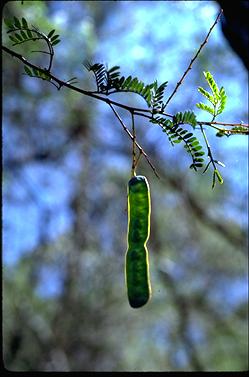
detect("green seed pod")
[125,175,152,308]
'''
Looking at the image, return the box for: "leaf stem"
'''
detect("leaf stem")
[109,103,160,179]
[200,125,216,170]
[131,111,137,177]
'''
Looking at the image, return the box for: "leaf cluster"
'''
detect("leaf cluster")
[23,65,77,89]
[202,156,225,189]
[151,111,205,171]
[151,81,168,113]
[24,66,50,81]
[196,71,227,120]
[4,17,37,45]
[4,17,60,47]
[84,62,168,109]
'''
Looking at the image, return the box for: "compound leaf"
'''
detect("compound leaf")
[196,102,215,115]
[204,71,219,100]
[198,86,216,105]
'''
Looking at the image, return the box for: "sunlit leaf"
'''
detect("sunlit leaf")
[204,71,219,99]
[198,86,216,105]
[196,102,215,115]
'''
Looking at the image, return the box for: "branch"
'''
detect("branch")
[198,120,249,128]
[108,103,160,179]
[164,9,223,108]
[2,41,248,186]
[1,45,149,115]
[2,45,248,132]
[134,110,249,130]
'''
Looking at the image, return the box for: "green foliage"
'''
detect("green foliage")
[204,70,219,97]
[196,71,227,119]
[3,3,248,371]
[47,29,56,39]
[217,86,227,115]
[3,17,238,188]
[196,102,215,116]
[151,81,168,113]
[24,65,50,81]
[216,124,249,137]
[50,34,61,46]
[173,110,197,128]
[83,63,229,182]
[4,16,60,47]
[84,61,160,107]
[111,75,156,108]
[212,168,224,188]
[84,62,108,92]
[84,62,169,110]
[151,111,204,171]
[4,16,62,81]
[202,157,225,189]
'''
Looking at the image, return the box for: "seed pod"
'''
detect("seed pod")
[125,175,152,308]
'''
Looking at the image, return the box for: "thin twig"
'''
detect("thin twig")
[164,9,223,108]
[131,111,137,177]
[202,124,249,135]
[109,103,160,179]
[198,120,249,128]
[135,109,249,129]
[200,125,211,155]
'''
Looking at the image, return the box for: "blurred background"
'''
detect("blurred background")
[2,0,248,372]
